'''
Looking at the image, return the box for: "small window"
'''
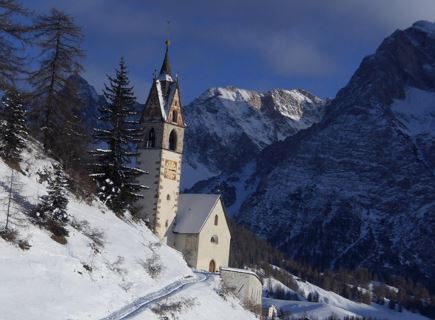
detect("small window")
[214,214,218,226]
[169,130,177,151]
[210,235,219,244]
[165,220,169,227]
[146,128,156,148]
[172,110,178,123]
[167,194,170,200]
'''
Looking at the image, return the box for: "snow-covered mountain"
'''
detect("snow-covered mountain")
[181,86,325,188]
[0,141,256,320]
[229,21,435,288]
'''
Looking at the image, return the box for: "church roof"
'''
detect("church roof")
[174,194,221,234]
[159,40,172,78]
[140,41,185,127]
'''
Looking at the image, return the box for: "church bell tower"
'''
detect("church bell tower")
[137,41,185,243]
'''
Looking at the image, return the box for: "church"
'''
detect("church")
[136,41,231,272]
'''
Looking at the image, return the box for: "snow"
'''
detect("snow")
[181,159,218,190]
[412,20,435,37]
[0,140,256,320]
[189,86,324,150]
[262,274,429,320]
[221,267,261,279]
[391,87,435,137]
[130,274,256,320]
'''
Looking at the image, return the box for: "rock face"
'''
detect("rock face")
[181,87,325,188]
[233,21,435,287]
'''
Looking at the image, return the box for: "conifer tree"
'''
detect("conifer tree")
[35,164,69,222]
[29,8,84,152]
[0,88,28,161]
[91,58,145,214]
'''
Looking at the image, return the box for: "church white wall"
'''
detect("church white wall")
[174,233,199,267]
[195,200,231,271]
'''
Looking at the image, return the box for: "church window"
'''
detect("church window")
[165,220,169,227]
[214,214,218,226]
[172,110,178,123]
[211,235,219,244]
[146,128,156,148]
[169,130,177,151]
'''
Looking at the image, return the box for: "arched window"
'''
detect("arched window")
[172,110,178,123]
[169,130,177,151]
[146,128,156,148]
[210,235,219,244]
[165,220,169,228]
[214,214,218,226]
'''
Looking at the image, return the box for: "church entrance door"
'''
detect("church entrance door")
[209,260,216,272]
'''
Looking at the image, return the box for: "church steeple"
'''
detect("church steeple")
[137,39,185,243]
[159,40,172,78]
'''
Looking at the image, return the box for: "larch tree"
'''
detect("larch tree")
[91,58,146,214]
[0,0,31,91]
[29,8,85,154]
[0,88,28,162]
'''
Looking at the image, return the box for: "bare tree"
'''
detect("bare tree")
[29,8,84,152]
[0,0,32,90]
[1,168,23,230]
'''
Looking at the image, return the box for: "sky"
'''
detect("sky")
[20,0,435,103]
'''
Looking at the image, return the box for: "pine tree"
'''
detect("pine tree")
[0,88,28,161]
[29,8,84,152]
[35,164,69,222]
[91,58,145,214]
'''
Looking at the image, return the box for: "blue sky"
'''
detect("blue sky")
[22,0,435,103]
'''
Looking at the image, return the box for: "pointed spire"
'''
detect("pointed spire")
[159,40,172,77]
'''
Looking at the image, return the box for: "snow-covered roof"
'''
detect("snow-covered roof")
[174,194,221,234]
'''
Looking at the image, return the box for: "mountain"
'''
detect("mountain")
[229,21,435,288]
[69,74,107,130]
[181,86,325,189]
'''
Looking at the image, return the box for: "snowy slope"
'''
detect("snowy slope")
[0,141,256,320]
[263,276,429,320]
[132,275,257,320]
[391,87,435,173]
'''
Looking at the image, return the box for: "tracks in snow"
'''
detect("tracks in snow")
[101,271,210,320]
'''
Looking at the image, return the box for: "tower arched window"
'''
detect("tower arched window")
[172,110,178,123]
[146,128,156,148]
[214,214,218,226]
[169,130,177,151]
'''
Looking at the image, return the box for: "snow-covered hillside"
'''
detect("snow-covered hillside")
[0,141,256,320]
[263,275,429,320]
